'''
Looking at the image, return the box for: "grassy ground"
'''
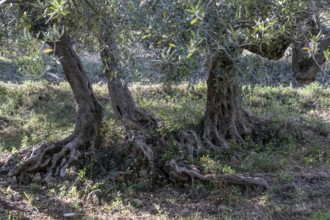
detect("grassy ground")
[0,56,330,219]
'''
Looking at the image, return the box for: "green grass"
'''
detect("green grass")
[0,81,75,152]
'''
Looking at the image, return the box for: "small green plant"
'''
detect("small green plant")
[28,183,41,193]
[240,152,284,172]
[312,211,330,220]
[71,200,81,212]
[276,171,293,182]
[107,197,123,212]
[69,186,78,197]
[59,184,67,197]
[6,211,22,220]
[221,165,236,174]
[23,191,35,206]
[199,154,221,173]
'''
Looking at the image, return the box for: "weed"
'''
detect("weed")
[71,200,81,212]
[107,197,123,212]
[23,191,35,206]
[240,152,284,172]
[28,183,41,193]
[312,211,330,220]
[6,211,26,220]
[276,171,293,182]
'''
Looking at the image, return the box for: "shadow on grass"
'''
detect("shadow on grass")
[0,172,100,219]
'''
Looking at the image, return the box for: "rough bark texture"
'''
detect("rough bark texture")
[164,159,269,190]
[100,30,155,127]
[3,32,102,180]
[99,28,159,187]
[292,32,330,84]
[243,35,291,60]
[202,53,252,150]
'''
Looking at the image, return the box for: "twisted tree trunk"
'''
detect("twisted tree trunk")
[202,53,252,150]
[3,32,102,180]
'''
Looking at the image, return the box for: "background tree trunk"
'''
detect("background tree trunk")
[292,32,330,84]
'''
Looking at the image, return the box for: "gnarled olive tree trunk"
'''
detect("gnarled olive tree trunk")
[202,53,251,150]
[4,32,102,180]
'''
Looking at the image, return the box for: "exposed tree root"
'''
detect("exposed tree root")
[129,131,155,180]
[3,135,89,181]
[177,130,203,156]
[164,159,269,190]
[101,128,159,189]
[166,129,269,191]
[1,31,103,182]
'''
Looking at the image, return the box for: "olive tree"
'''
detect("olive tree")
[1,0,161,184]
[1,0,103,180]
[1,0,329,189]
[134,0,330,150]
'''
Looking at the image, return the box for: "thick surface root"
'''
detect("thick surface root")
[202,108,253,151]
[2,136,86,181]
[177,130,203,156]
[130,132,155,181]
[104,128,159,188]
[164,159,269,190]
[166,129,269,191]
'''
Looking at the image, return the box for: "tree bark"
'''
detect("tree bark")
[242,35,291,60]
[292,32,330,84]
[98,27,158,187]
[100,29,155,127]
[202,53,251,150]
[4,32,103,180]
[164,159,269,190]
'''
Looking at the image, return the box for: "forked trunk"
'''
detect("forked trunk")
[202,53,251,150]
[4,32,102,180]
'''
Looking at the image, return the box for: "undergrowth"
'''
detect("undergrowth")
[0,60,329,219]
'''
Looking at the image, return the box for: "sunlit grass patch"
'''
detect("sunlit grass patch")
[0,81,75,152]
[132,83,206,135]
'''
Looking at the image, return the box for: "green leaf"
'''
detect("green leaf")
[42,48,54,53]
[191,18,198,25]
[324,49,330,61]
[43,48,54,54]
[187,52,194,58]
